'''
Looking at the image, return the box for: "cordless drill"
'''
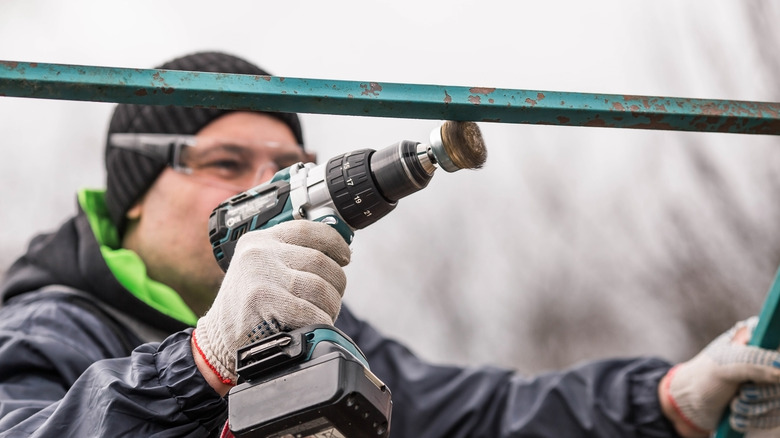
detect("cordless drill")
[208,121,487,438]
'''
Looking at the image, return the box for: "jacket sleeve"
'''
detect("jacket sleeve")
[336,306,680,438]
[0,296,227,437]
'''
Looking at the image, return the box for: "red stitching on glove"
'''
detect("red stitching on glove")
[664,365,711,436]
[192,329,234,385]
[220,421,235,438]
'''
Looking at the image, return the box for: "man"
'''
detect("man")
[0,51,778,437]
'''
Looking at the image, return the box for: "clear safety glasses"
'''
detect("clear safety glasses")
[108,133,315,192]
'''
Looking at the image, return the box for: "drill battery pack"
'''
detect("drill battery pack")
[228,325,392,438]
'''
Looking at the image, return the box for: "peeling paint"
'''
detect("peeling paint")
[537,93,545,100]
[612,102,625,111]
[557,116,570,124]
[135,89,148,96]
[698,102,724,116]
[360,82,382,96]
[525,98,537,106]
[469,87,495,95]
[633,114,676,131]
[488,98,495,104]
[584,117,607,127]
[468,95,481,105]
[444,91,452,104]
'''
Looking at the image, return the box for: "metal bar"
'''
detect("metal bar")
[714,265,780,438]
[1,60,779,135]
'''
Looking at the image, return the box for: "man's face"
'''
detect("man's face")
[122,112,305,315]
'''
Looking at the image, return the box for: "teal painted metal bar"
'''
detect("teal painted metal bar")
[714,266,780,438]
[1,60,779,134]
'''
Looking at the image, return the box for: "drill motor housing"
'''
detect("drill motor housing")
[208,140,436,272]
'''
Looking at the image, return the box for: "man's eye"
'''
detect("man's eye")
[198,159,252,179]
[207,159,243,171]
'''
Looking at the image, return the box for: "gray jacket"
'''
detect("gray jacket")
[0,209,678,437]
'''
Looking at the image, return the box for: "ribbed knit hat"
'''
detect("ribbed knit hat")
[105,51,304,235]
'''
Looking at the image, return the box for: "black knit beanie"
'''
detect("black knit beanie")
[104,51,304,235]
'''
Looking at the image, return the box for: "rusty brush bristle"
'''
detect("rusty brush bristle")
[439,121,487,170]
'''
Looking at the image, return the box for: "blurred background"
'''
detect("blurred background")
[1,1,779,374]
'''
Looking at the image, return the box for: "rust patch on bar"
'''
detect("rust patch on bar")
[752,119,780,134]
[444,91,452,104]
[348,94,354,99]
[489,98,495,104]
[698,102,725,116]
[162,87,174,94]
[469,87,495,95]
[634,114,676,131]
[360,82,382,96]
[0,61,19,69]
[135,89,148,96]
[29,62,37,68]
[585,117,607,127]
[755,102,780,117]
[715,116,738,133]
[537,93,545,100]
[469,95,481,104]
[525,98,537,106]
[613,102,625,111]
[557,116,570,124]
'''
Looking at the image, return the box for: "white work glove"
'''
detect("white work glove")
[666,317,780,435]
[193,220,351,385]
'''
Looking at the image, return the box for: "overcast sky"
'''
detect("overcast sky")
[1,1,778,370]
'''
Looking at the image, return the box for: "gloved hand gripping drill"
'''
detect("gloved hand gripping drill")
[194,121,487,438]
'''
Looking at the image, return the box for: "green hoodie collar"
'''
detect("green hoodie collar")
[78,189,198,326]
